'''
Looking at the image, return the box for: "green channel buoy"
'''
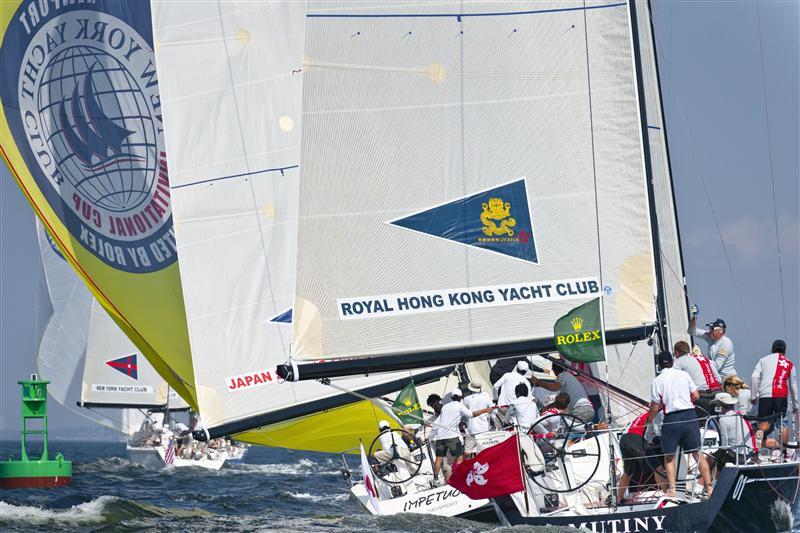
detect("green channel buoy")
[0,374,72,488]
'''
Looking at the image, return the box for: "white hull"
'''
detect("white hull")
[351,482,491,518]
[126,443,248,470]
[346,430,507,520]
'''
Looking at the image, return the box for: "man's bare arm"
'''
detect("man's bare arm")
[646,401,661,424]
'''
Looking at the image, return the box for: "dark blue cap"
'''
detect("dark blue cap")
[658,351,673,366]
[706,318,726,329]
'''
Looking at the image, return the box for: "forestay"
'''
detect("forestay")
[293,0,657,367]
[151,0,451,440]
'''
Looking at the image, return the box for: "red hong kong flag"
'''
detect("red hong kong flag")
[448,434,525,499]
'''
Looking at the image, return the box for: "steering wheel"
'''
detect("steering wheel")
[368,429,424,484]
[527,413,601,493]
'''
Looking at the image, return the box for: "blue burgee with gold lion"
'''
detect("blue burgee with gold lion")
[389,178,537,264]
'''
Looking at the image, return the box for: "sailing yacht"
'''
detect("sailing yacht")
[36,220,247,470]
[274,0,799,530]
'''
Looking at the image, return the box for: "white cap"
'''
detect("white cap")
[378,420,391,429]
[516,361,530,372]
[450,388,464,398]
[710,392,737,406]
[468,380,483,392]
[528,355,552,372]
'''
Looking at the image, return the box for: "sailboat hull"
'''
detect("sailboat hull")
[350,482,497,521]
[493,462,799,532]
[126,444,244,471]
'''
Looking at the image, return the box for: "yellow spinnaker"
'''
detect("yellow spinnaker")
[0,1,196,408]
[234,400,398,454]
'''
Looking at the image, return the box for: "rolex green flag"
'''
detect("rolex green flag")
[554,297,606,363]
[391,382,422,424]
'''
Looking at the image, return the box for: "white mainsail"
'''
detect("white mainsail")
[35,220,176,436]
[36,219,93,408]
[151,0,454,445]
[80,299,188,411]
[291,1,658,370]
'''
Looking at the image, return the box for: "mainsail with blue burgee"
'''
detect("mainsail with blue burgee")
[390,178,538,264]
[0,0,197,408]
[289,0,660,376]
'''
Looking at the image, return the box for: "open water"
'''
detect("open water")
[0,440,566,532]
[3,441,798,532]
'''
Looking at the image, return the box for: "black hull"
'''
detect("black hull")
[494,462,799,532]
[457,503,500,524]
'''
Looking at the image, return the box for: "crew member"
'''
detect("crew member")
[709,392,757,468]
[617,411,657,504]
[647,351,713,498]
[673,340,722,422]
[493,361,532,423]
[173,420,191,457]
[723,375,752,415]
[427,389,494,482]
[374,420,413,468]
[531,392,570,435]
[688,308,736,378]
[508,383,540,432]
[531,362,594,423]
[462,379,493,456]
[528,355,556,407]
[751,339,798,449]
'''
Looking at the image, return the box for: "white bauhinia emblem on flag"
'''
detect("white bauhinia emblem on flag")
[466,462,489,486]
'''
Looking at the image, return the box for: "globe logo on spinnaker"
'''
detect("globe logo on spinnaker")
[9,8,175,273]
[41,48,156,212]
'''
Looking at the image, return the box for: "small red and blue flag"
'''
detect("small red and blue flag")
[105,354,138,380]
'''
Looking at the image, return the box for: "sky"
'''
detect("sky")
[1,1,798,436]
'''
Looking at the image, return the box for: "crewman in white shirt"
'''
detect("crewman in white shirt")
[462,379,493,455]
[647,351,713,498]
[427,389,495,482]
[688,308,736,378]
[494,361,531,404]
[508,383,540,432]
[374,420,413,470]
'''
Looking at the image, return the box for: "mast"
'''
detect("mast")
[643,0,691,320]
[627,0,668,352]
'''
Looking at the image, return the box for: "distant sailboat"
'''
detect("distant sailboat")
[36,219,244,470]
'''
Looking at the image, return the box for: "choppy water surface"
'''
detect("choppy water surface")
[0,441,565,532]
[4,441,798,532]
